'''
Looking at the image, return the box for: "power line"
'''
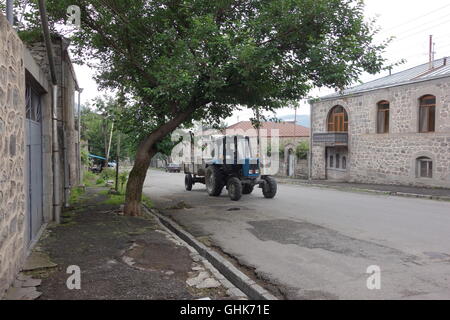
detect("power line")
[378,2,450,32]
[381,11,450,39]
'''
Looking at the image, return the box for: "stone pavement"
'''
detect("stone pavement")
[3,187,246,300]
[277,178,450,200]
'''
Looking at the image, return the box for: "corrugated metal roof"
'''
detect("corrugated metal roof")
[321,57,450,100]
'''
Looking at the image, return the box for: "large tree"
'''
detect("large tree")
[25,0,389,215]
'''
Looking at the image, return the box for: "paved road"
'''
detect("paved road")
[143,169,450,300]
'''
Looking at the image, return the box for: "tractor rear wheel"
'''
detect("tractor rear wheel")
[262,176,277,199]
[227,177,242,201]
[205,166,224,196]
[185,174,193,191]
[242,184,254,195]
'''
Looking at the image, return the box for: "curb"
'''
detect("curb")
[143,205,278,300]
[277,179,450,202]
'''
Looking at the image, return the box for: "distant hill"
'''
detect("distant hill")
[278,114,310,128]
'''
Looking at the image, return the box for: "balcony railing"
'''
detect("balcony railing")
[313,132,348,146]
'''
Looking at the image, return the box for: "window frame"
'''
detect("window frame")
[377,100,390,134]
[327,106,349,132]
[419,95,436,133]
[416,157,433,179]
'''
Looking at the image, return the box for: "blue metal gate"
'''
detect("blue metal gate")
[25,85,43,245]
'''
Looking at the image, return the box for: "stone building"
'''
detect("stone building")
[310,57,450,188]
[227,121,310,177]
[0,12,81,297]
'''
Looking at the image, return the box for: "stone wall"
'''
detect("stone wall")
[311,76,450,188]
[0,13,27,297]
[27,39,80,203]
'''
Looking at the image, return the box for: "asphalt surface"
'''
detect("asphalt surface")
[144,169,450,300]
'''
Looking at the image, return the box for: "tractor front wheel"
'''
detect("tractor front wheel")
[262,176,277,199]
[227,177,242,201]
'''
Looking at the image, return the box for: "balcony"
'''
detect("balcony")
[313,132,348,146]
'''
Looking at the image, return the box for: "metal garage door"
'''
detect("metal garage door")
[25,85,43,245]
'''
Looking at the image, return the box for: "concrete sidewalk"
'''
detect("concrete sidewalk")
[277,178,450,201]
[4,187,245,300]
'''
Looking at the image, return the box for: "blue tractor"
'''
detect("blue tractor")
[183,135,277,201]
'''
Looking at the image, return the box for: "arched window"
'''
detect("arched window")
[419,95,436,133]
[329,155,334,168]
[342,156,347,170]
[336,154,340,169]
[377,101,390,133]
[416,157,433,178]
[327,106,348,132]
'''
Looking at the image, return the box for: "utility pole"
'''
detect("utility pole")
[105,122,114,167]
[115,133,121,192]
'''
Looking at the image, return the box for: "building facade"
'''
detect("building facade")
[310,58,450,188]
[0,12,81,298]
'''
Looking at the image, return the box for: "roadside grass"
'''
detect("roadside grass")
[142,195,153,208]
[83,169,154,209]
[69,186,85,204]
[102,193,126,205]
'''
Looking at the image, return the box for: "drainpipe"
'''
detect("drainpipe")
[77,89,83,184]
[38,0,61,223]
[61,43,70,208]
[6,0,13,24]
[308,101,313,181]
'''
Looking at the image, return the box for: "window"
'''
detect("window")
[416,157,433,178]
[419,95,436,133]
[327,106,348,132]
[336,154,340,169]
[377,101,389,133]
[329,155,334,168]
[342,156,347,170]
[25,85,42,122]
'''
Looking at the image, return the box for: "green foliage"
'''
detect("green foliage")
[20,0,389,144]
[296,141,309,160]
[119,171,129,193]
[100,168,116,181]
[80,149,89,166]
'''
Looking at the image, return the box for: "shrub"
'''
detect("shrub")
[296,141,309,160]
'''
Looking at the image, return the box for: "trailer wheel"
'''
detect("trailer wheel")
[242,184,254,195]
[227,177,242,201]
[205,166,224,196]
[185,174,193,191]
[262,176,277,199]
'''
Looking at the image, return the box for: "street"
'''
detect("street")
[144,169,450,300]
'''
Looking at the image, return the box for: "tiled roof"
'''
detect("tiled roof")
[321,57,450,100]
[226,121,310,137]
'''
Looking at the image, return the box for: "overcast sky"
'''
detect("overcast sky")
[73,0,450,124]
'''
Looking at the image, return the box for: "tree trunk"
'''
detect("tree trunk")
[123,105,199,216]
[123,146,155,216]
